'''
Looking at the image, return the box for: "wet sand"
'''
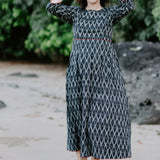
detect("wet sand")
[0,61,159,160]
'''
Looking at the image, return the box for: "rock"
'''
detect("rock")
[135,98,160,124]
[126,62,160,124]
[20,73,39,78]
[8,83,19,88]
[151,73,159,78]
[139,98,152,106]
[130,46,142,52]
[0,100,7,109]
[8,72,39,78]
[8,72,22,76]
[138,110,160,125]
[48,117,54,120]
[113,41,160,71]
[156,130,160,135]
[114,41,160,124]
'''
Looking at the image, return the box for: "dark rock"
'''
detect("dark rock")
[8,72,39,78]
[8,72,22,76]
[0,100,7,109]
[130,98,160,124]
[113,41,160,71]
[20,73,39,78]
[139,98,152,106]
[115,41,160,124]
[8,83,19,88]
[156,130,160,135]
[138,110,160,125]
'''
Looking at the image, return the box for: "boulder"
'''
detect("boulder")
[0,100,7,109]
[114,41,160,124]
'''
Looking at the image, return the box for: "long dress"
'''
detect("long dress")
[46,0,134,159]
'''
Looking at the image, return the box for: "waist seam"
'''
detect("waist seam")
[73,38,112,42]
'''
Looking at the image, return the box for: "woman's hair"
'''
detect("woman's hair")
[75,0,110,9]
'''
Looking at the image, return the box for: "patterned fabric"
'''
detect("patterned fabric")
[46,0,134,159]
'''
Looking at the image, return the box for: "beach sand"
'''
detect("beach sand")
[0,61,159,160]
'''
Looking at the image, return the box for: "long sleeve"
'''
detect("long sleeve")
[109,0,135,26]
[46,1,78,25]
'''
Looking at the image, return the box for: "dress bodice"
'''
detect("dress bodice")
[72,7,113,42]
[46,0,134,42]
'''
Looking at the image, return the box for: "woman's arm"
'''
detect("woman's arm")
[109,0,135,26]
[46,0,78,25]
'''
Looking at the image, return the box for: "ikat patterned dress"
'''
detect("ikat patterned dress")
[46,0,134,159]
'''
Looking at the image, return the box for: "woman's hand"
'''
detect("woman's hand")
[50,0,63,4]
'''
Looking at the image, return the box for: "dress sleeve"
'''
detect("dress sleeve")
[46,1,78,25]
[109,0,135,26]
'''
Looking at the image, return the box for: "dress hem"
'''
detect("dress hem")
[67,149,131,159]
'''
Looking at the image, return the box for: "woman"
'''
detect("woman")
[46,0,134,160]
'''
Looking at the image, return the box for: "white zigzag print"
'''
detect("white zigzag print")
[46,0,135,159]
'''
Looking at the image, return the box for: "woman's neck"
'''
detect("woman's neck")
[85,1,102,11]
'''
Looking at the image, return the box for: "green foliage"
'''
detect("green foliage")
[25,17,73,60]
[0,0,32,58]
[0,0,160,61]
[152,0,160,41]
[112,0,159,42]
[0,0,74,60]
[24,0,74,60]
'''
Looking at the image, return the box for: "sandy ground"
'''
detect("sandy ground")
[0,61,159,160]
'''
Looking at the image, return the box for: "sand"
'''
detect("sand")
[0,61,159,160]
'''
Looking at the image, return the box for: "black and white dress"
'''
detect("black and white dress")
[46,0,134,159]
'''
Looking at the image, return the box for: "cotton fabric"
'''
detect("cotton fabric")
[46,0,134,159]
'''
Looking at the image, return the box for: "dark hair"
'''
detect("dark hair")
[75,0,110,10]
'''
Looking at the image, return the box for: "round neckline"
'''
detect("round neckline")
[84,7,105,12]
